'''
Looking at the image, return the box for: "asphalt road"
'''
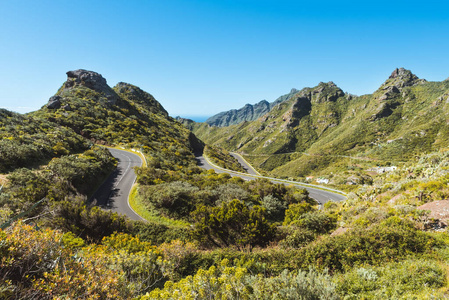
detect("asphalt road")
[90,148,144,221]
[230,152,260,175]
[91,148,344,221]
[195,152,346,205]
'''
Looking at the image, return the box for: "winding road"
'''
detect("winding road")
[195,152,346,205]
[93,148,345,220]
[90,148,144,221]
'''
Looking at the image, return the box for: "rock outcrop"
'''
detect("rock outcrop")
[63,69,119,105]
[297,82,345,104]
[381,67,426,90]
[46,95,62,109]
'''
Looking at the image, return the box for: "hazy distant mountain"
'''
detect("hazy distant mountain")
[205,88,299,127]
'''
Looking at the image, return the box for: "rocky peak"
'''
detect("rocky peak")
[66,69,107,89]
[389,67,414,79]
[63,69,119,104]
[308,82,344,103]
[381,68,426,90]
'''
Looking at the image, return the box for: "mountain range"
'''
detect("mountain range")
[204,88,299,127]
[187,68,449,181]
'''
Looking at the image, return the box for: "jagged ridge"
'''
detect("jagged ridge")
[205,88,299,127]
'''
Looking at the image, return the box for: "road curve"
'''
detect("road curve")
[230,152,260,176]
[90,148,144,221]
[195,152,346,205]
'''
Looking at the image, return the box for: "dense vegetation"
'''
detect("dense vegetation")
[2,68,449,298]
[0,109,88,172]
[203,144,246,172]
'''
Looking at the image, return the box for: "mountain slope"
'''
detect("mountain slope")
[191,68,449,180]
[0,108,88,172]
[205,88,299,127]
[32,69,203,169]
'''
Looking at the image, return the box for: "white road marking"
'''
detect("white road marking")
[114,153,132,187]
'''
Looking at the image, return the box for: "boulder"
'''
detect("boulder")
[47,95,61,109]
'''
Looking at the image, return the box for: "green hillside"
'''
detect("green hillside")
[32,70,202,170]
[192,68,449,184]
[3,68,449,298]
[0,69,204,228]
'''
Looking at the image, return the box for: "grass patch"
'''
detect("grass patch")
[129,184,189,228]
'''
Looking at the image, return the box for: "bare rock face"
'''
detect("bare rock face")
[47,95,62,109]
[383,67,426,90]
[378,85,400,101]
[63,69,119,105]
[293,82,344,104]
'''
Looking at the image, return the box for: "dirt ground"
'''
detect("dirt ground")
[418,200,449,225]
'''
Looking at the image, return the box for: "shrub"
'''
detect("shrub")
[283,202,314,225]
[0,222,131,299]
[141,181,199,219]
[132,221,191,244]
[292,211,337,234]
[48,197,132,243]
[278,226,317,249]
[261,194,287,222]
[298,217,437,272]
[336,259,446,298]
[192,199,276,250]
[145,259,339,300]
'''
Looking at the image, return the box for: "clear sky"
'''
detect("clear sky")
[1,0,448,119]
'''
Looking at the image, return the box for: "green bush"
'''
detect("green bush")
[283,202,314,225]
[336,259,446,298]
[261,194,287,222]
[192,199,276,250]
[278,226,316,249]
[297,217,437,272]
[48,197,132,243]
[140,181,199,219]
[292,211,337,234]
[145,260,339,300]
[132,221,191,245]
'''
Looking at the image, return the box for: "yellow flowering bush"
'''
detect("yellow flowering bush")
[0,223,169,299]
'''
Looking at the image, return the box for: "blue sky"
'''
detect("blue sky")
[1,0,448,119]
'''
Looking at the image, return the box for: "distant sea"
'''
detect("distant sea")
[178,115,210,123]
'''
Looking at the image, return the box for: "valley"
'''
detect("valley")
[1,68,449,298]
[188,68,449,191]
